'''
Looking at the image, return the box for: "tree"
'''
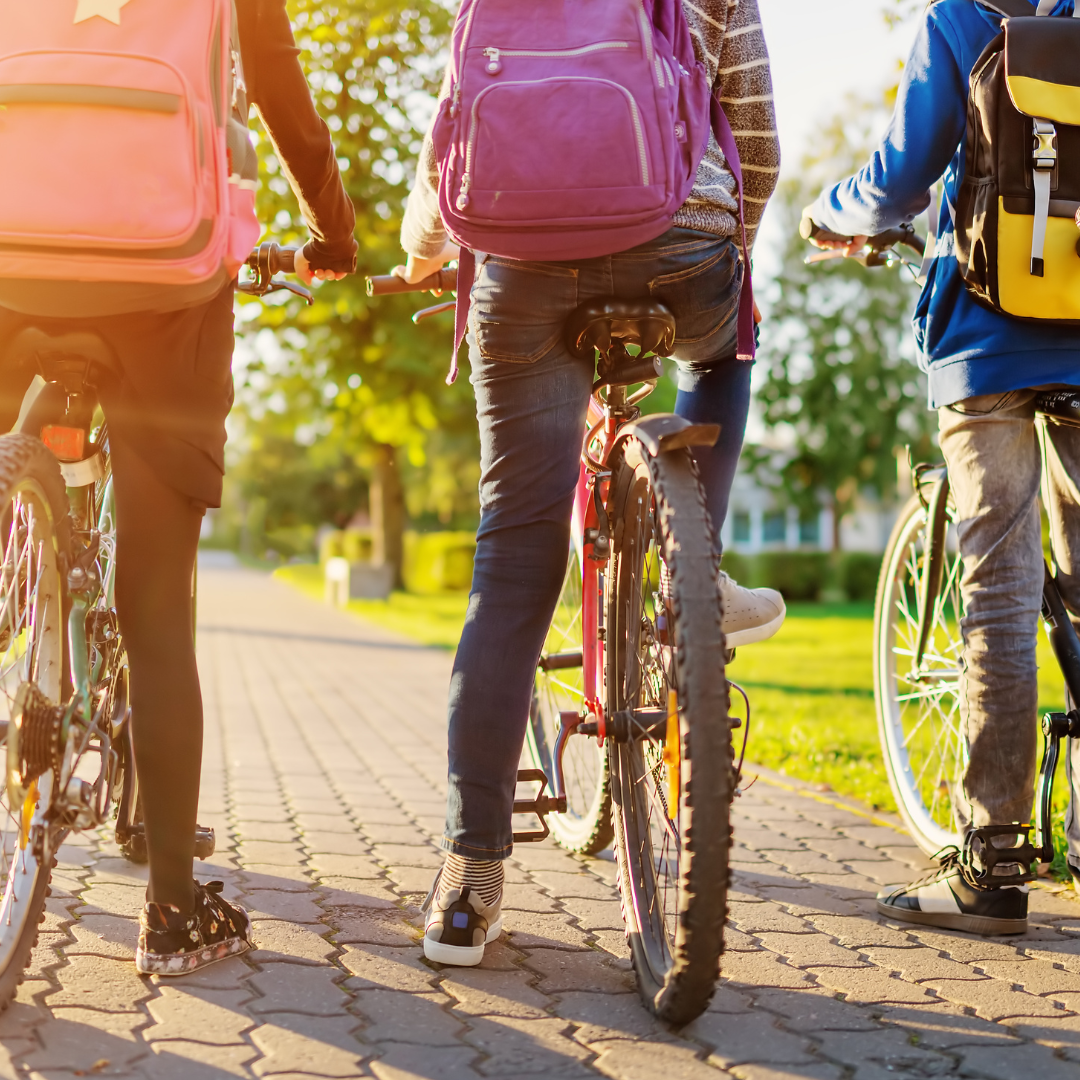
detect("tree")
[230,1,479,582]
[753,94,936,550]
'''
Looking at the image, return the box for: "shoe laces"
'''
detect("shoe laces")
[907,845,989,893]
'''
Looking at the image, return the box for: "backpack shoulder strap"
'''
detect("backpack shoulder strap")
[971,0,1038,18]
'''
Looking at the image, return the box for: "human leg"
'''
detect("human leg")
[877,390,1042,933]
[941,391,1043,830]
[109,435,204,912]
[1036,412,1080,882]
[443,256,591,861]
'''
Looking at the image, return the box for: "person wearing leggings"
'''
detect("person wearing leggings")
[0,0,356,976]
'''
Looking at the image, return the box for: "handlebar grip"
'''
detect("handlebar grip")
[273,247,296,274]
[800,216,853,245]
[366,268,458,296]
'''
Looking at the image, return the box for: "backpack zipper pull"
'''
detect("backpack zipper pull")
[483,48,502,75]
[457,174,471,210]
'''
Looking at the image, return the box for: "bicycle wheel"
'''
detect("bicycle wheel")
[0,434,69,1008]
[605,438,732,1024]
[875,490,965,855]
[525,543,613,853]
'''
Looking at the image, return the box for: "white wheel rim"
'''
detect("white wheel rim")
[0,478,62,966]
[877,500,966,852]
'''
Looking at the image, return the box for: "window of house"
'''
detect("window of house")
[762,511,786,543]
[799,512,820,545]
[733,512,751,543]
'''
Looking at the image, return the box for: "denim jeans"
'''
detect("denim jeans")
[938,390,1080,870]
[443,226,751,859]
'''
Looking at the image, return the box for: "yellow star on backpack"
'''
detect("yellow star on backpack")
[74,0,133,24]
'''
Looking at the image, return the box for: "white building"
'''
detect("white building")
[719,462,903,555]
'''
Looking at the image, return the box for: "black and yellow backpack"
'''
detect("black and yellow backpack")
[955,0,1080,321]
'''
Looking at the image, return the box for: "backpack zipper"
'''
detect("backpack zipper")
[637,1,665,89]
[452,0,484,116]
[481,41,631,75]
[456,76,650,210]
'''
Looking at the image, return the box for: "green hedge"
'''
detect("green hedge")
[720,550,883,602]
[319,528,477,593]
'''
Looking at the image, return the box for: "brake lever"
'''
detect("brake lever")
[237,277,314,305]
[412,299,456,324]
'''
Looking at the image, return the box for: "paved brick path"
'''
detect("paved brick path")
[6,563,1080,1079]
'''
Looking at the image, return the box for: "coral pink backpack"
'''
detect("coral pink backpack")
[0,0,260,301]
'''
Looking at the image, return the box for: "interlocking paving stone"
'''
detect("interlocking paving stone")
[9,564,1080,1079]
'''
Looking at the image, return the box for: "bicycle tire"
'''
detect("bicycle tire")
[874,491,966,855]
[0,433,70,1009]
[524,544,613,854]
[605,437,732,1024]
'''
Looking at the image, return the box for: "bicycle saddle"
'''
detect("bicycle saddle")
[3,328,119,393]
[565,299,676,363]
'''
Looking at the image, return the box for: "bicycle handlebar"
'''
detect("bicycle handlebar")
[800,217,926,258]
[246,243,296,275]
[366,268,458,296]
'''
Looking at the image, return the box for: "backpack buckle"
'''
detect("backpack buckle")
[1033,119,1058,170]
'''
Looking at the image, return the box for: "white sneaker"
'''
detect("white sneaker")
[718,570,785,648]
[422,865,503,967]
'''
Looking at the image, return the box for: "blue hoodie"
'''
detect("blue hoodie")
[808,0,1080,408]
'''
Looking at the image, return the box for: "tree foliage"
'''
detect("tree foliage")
[227,1,482,560]
[754,94,936,548]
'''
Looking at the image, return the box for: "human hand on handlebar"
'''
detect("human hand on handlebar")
[801,210,868,258]
[391,239,460,295]
[295,249,349,287]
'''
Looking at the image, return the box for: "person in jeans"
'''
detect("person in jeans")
[395,0,782,965]
[805,0,1080,934]
[0,0,356,975]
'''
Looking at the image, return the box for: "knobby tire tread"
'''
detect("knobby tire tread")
[608,441,732,1025]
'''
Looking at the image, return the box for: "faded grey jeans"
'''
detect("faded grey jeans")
[939,389,1080,872]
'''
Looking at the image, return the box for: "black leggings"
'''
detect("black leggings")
[111,433,204,912]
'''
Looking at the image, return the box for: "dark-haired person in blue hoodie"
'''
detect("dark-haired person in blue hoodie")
[804,0,1080,934]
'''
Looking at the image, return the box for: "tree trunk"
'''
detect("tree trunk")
[370,443,405,589]
[831,493,842,553]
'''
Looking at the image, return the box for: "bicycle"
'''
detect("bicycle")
[368,268,741,1023]
[0,243,303,1007]
[806,222,1080,880]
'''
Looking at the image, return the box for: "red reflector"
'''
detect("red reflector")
[41,426,85,462]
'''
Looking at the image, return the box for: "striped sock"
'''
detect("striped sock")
[440,853,504,908]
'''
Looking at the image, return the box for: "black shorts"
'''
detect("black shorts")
[0,285,235,508]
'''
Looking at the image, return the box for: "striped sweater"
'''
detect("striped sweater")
[400,0,780,258]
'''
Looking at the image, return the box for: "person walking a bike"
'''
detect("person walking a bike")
[805,0,1080,934]
[0,0,356,975]
[394,0,783,966]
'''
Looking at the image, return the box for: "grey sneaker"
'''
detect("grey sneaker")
[422,867,502,967]
[719,570,786,647]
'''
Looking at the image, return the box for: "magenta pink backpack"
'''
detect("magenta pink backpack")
[435,0,756,379]
[0,0,260,297]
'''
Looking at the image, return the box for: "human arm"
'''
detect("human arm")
[717,0,780,250]
[236,0,358,283]
[804,12,967,240]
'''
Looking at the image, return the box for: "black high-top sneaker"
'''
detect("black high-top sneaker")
[876,847,1027,935]
[136,880,252,976]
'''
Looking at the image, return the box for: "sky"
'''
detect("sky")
[753,0,922,270]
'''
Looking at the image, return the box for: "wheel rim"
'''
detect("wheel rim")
[877,499,966,851]
[612,478,681,983]
[0,478,63,966]
[527,544,607,847]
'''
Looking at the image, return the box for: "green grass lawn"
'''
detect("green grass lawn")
[276,563,1073,873]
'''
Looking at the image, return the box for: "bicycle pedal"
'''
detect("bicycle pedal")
[512,769,566,843]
